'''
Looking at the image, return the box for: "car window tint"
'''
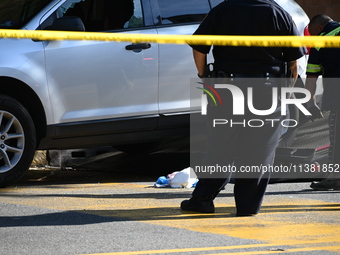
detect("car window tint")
[58,0,144,31]
[157,0,210,25]
[0,0,51,29]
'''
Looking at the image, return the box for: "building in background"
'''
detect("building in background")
[295,0,340,21]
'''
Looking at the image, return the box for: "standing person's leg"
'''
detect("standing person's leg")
[181,82,238,213]
[181,119,239,212]
[233,118,282,215]
[233,82,284,216]
[234,177,270,216]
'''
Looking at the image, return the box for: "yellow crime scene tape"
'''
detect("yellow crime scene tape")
[1,29,340,48]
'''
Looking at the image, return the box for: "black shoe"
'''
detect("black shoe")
[310,179,340,191]
[236,213,257,217]
[180,197,215,213]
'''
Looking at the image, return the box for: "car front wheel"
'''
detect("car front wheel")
[0,95,36,188]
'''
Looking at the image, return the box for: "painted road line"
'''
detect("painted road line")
[56,199,340,254]
[204,246,340,255]
[79,243,283,255]
[205,245,340,255]
[1,182,340,254]
[80,240,340,255]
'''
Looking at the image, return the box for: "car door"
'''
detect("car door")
[152,0,211,126]
[42,0,158,129]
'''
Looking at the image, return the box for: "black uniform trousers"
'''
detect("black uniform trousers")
[192,78,284,215]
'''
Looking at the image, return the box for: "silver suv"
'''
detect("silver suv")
[0,0,309,187]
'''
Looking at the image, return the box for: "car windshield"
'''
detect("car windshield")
[0,0,52,29]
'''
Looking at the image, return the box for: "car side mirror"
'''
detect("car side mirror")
[44,16,85,31]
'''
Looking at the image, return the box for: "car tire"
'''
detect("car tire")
[0,95,36,188]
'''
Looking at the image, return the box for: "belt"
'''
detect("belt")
[215,71,282,79]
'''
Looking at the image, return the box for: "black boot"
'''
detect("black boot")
[180,196,215,213]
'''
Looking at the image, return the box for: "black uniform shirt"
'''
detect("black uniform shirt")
[191,0,306,74]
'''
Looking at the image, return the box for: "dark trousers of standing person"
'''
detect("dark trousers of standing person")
[191,78,284,215]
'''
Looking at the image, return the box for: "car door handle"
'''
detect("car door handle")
[125,43,151,51]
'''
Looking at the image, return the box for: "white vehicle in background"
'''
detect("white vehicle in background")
[0,0,310,187]
[275,0,310,78]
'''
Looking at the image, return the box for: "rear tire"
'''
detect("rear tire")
[0,95,36,188]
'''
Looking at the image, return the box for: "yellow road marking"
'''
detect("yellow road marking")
[205,245,340,255]
[80,240,340,255]
[80,244,280,255]
[1,183,340,254]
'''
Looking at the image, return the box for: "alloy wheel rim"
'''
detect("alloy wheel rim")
[0,111,24,173]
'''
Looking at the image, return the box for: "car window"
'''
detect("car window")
[57,0,144,31]
[157,0,210,25]
[0,0,51,29]
[210,0,224,8]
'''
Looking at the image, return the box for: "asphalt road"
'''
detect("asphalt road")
[1,162,340,255]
